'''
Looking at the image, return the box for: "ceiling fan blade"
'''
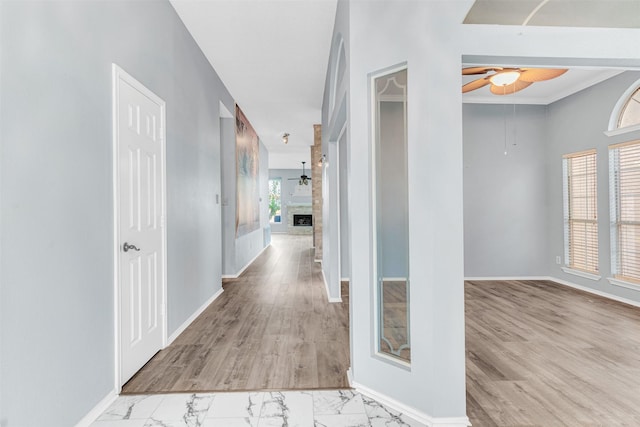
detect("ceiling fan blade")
[462,77,491,93]
[518,68,568,83]
[490,80,532,95]
[462,66,503,75]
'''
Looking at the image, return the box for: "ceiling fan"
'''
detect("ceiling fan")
[462,66,568,95]
[289,161,312,185]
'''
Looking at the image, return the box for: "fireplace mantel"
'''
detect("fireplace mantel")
[287,203,312,235]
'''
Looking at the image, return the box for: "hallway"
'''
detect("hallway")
[122,234,350,393]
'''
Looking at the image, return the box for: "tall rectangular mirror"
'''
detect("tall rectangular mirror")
[373,66,410,363]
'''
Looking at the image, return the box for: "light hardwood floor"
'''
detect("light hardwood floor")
[122,234,350,393]
[466,279,640,426]
[123,238,640,425]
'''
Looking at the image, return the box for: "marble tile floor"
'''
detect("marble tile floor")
[91,389,426,427]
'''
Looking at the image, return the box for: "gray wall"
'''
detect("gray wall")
[463,71,640,307]
[546,71,640,301]
[324,0,469,420]
[0,2,231,425]
[322,0,349,303]
[268,169,313,233]
[463,104,549,277]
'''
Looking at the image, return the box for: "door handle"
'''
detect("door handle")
[123,242,140,252]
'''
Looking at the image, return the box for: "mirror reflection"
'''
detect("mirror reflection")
[374,67,410,362]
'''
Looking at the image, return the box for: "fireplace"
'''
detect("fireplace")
[287,203,312,235]
[293,214,313,227]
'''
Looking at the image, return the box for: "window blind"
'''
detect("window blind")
[610,141,640,283]
[563,150,598,273]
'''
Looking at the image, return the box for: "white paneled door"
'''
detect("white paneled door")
[113,65,166,386]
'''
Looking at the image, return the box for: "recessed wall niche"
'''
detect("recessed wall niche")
[372,66,410,363]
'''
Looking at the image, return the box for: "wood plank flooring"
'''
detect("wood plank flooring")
[122,234,350,393]
[122,239,640,426]
[466,279,640,426]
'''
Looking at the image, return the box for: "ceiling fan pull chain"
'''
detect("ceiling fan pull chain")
[512,82,517,148]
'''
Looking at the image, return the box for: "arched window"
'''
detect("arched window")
[618,86,640,129]
[607,78,640,135]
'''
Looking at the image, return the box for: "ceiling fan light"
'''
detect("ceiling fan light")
[490,71,520,86]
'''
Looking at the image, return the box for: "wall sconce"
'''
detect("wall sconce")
[318,154,328,167]
[282,132,289,144]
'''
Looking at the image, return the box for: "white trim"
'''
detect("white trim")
[550,276,640,308]
[74,389,118,427]
[370,63,409,369]
[608,277,640,293]
[464,276,549,281]
[167,287,224,346]
[335,122,348,302]
[607,77,640,132]
[466,275,640,308]
[604,123,640,137]
[112,63,168,392]
[221,243,271,279]
[352,380,470,427]
[373,350,411,370]
[329,37,345,119]
[560,267,601,281]
[340,277,350,282]
[322,268,342,303]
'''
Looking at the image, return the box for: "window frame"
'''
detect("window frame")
[562,149,600,278]
[605,78,640,137]
[609,140,640,288]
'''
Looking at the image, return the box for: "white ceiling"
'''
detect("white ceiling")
[169,0,639,166]
[169,0,338,170]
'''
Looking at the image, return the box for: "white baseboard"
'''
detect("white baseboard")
[167,287,224,346]
[222,243,271,279]
[351,380,470,427]
[548,276,640,308]
[464,276,549,281]
[74,389,118,427]
[467,275,640,309]
[321,268,342,303]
